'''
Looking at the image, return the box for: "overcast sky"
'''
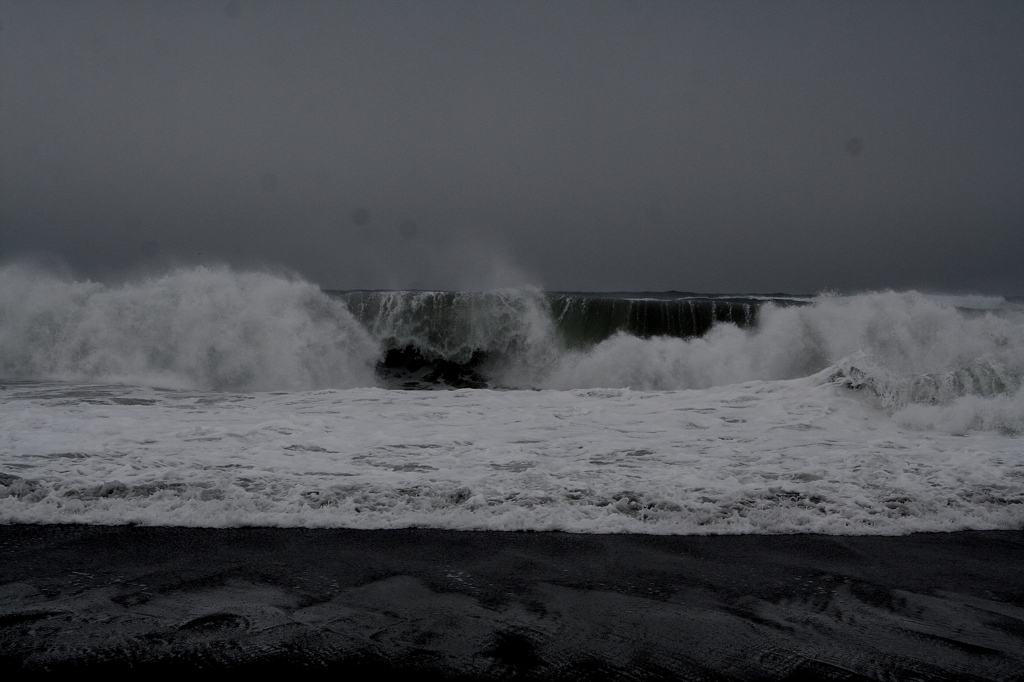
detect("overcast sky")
[1,1,1022,293]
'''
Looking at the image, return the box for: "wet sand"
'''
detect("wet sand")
[1,525,1022,680]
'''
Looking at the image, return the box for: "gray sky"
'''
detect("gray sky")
[1,0,1022,293]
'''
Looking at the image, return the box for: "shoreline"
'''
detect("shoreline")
[2,525,1022,679]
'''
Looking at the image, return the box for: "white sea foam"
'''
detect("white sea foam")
[0,379,1021,533]
[893,390,1024,436]
[1,266,1022,532]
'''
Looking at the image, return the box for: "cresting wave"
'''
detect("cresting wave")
[0,264,379,391]
[338,290,771,388]
[1,264,1023,431]
[2,265,1023,532]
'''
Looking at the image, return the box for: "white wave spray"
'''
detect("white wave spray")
[0,264,379,390]
[3,265,1024,434]
[532,291,1024,391]
[526,291,1024,434]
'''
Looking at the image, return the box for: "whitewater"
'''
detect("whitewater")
[1,264,1023,534]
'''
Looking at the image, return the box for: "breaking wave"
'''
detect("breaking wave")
[544,290,1024,391]
[0,264,379,391]
[1,264,1023,432]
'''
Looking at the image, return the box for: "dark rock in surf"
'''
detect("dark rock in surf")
[378,345,489,390]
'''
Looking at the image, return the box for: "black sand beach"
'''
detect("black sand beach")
[1,525,1022,680]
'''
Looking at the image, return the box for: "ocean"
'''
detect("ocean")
[1,264,1022,534]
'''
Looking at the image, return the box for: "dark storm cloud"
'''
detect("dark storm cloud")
[1,1,1022,293]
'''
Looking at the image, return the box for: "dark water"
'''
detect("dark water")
[330,290,809,388]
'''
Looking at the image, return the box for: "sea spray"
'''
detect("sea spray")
[525,292,1024,395]
[0,264,379,391]
[341,289,560,387]
[3,264,1024,422]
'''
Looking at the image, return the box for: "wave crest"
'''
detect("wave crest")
[3,265,1023,431]
[0,265,379,390]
